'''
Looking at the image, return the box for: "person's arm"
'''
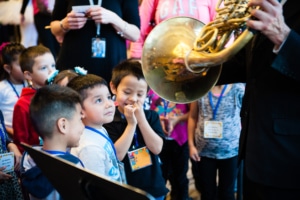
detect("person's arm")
[20,0,30,24]
[188,101,201,162]
[130,0,156,58]
[135,102,163,155]
[246,0,300,81]
[86,5,140,42]
[113,105,137,160]
[13,103,29,153]
[50,12,87,44]
[7,142,22,171]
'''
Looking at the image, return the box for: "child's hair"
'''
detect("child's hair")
[19,45,51,73]
[67,74,107,101]
[53,69,79,85]
[111,59,148,90]
[0,42,25,80]
[29,84,82,139]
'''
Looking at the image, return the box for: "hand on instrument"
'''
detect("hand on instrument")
[247,0,290,47]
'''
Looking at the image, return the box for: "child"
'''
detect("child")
[148,89,191,200]
[0,110,23,200]
[21,84,85,200]
[68,74,125,183]
[13,45,56,153]
[188,84,245,200]
[0,42,26,138]
[103,59,169,200]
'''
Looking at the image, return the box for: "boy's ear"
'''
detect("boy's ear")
[57,118,68,134]
[3,64,12,74]
[23,70,32,81]
[110,81,117,94]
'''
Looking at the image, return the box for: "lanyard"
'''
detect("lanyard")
[162,99,169,117]
[85,126,117,157]
[0,123,7,152]
[43,149,85,167]
[7,80,24,98]
[208,85,227,120]
[88,0,102,36]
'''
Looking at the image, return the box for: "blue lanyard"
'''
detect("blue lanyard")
[85,126,117,158]
[0,124,7,152]
[42,149,68,155]
[162,99,169,117]
[7,80,24,98]
[208,85,227,120]
[42,149,85,167]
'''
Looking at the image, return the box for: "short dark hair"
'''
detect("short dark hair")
[67,74,107,101]
[0,42,25,80]
[19,45,51,73]
[111,59,148,90]
[30,84,82,139]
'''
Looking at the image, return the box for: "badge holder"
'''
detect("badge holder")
[91,24,106,58]
[127,146,152,172]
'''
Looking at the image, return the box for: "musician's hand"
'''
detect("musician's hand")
[247,0,290,47]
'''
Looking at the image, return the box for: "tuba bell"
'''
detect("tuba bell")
[141,0,257,103]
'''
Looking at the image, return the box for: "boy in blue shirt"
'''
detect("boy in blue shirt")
[21,84,85,199]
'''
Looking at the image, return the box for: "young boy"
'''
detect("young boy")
[22,84,84,200]
[67,74,126,183]
[13,45,56,153]
[103,59,169,199]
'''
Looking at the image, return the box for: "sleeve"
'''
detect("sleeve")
[51,0,69,21]
[13,102,30,153]
[129,0,155,58]
[20,0,30,14]
[208,0,219,21]
[272,30,300,82]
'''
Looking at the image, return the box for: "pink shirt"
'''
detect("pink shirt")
[148,89,189,146]
[130,0,218,58]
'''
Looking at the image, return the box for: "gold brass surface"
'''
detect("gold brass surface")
[142,0,255,103]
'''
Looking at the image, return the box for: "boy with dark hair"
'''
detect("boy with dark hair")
[68,74,125,183]
[104,59,169,200]
[22,84,85,200]
[13,45,56,153]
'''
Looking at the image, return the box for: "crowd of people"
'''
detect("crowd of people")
[0,0,299,200]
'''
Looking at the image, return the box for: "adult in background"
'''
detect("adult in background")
[216,0,300,199]
[20,0,60,58]
[50,0,140,83]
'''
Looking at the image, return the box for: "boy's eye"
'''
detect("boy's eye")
[51,64,56,69]
[96,98,102,103]
[40,66,47,70]
[107,95,112,100]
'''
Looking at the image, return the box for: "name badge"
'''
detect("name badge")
[127,146,152,172]
[204,120,223,138]
[0,152,14,173]
[91,37,106,58]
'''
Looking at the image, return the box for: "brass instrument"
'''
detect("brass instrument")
[142,0,256,103]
